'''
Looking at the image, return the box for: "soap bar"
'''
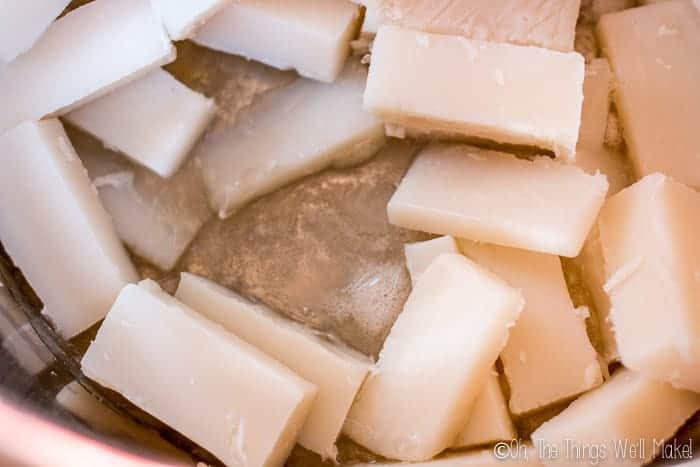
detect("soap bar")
[388,144,609,257]
[150,0,232,41]
[0,0,175,133]
[0,0,70,62]
[56,382,191,463]
[81,281,317,467]
[598,1,700,189]
[377,0,579,52]
[0,120,138,339]
[402,238,515,448]
[532,369,700,466]
[69,127,212,272]
[198,67,385,218]
[65,69,216,178]
[175,272,371,460]
[193,0,360,82]
[460,240,602,414]
[343,254,523,461]
[597,174,700,392]
[365,25,585,160]
[403,236,459,286]
[578,59,611,150]
[352,446,542,466]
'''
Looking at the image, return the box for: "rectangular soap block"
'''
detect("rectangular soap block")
[193,0,360,82]
[198,67,385,218]
[598,1,700,189]
[0,120,138,339]
[597,174,700,392]
[532,369,700,466]
[460,240,602,414]
[403,236,459,286]
[0,0,70,62]
[81,281,317,467]
[376,0,580,52]
[365,25,585,160]
[175,272,371,460]
[68,127,212,272]
[65,68,216,178]
[352,446,543,466]
[150,0,232,41]
[388,144,609,257]
[0,0,175,134]
[578,58,612,150]
[343,254,523,461]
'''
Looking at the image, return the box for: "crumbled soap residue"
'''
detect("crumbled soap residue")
[93,171,134,189]
[384,123,406,139]
[603,256,644,293]
[574,306,591,320]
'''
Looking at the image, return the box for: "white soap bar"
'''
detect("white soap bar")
[69,128,212,272]
[198,68,385,218]
[344,254,523,461]
[56,382,191,463]
[175,272,371,460]
[598,1,700,189]
[460,240,602,414]
[0,0,176,133]
[352,446,543,466]
[403,236,459,286]
[578,58,611,150]
[193,0,360,82]
[65,69,216,178]
[365,25,584,160]
[150,0,233,41]
[532,369,700,467]
[81,281,316,467]
[0,0,70,62]
[598,174,700,392]
[377,0,580,52]
[388,144,609,257]
[0,120,138,339]
[402,238,515,448]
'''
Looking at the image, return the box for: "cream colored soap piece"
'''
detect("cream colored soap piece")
[65,69,216,178]
[352,445,543,466]
[150,0,233,41]
[0,120,138,339]
[598,1,700,189]
[460,240,602,414]
[343,254,523,461]
[377,0,579,52]
[175,272,371,460]
[598,174,700,392]
[388,145,609,257]
[403,236,459,286]
[69,128,212,272]
[0,0,70,62]
[578,59,611,150]
[0,0,175,134]
[193,0,360,83]
[81,281,316,467]
[198,68,385,218]
[365,25,584,160]
[532,369,700,467]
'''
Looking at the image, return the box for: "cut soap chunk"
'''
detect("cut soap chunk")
[365,25,585,160]
[532,369,700,466]
[198,67,385,218]
[597,174,700,392]
[598,1,700,189]
[403,236,459,286]
[343,254,523,461]
[0,0,70,62]
[0,0,175,133]
[193,0,360,82]
[81,281,316,467]
[460,240,602,414]
[65,68,216,178]
[68,127,212,272]
[150,0,232,41]
[578,58,612,150]
[0,120,137,339]
[175,272,371,460]
[377,0,580,52]
[388,144,609,257]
